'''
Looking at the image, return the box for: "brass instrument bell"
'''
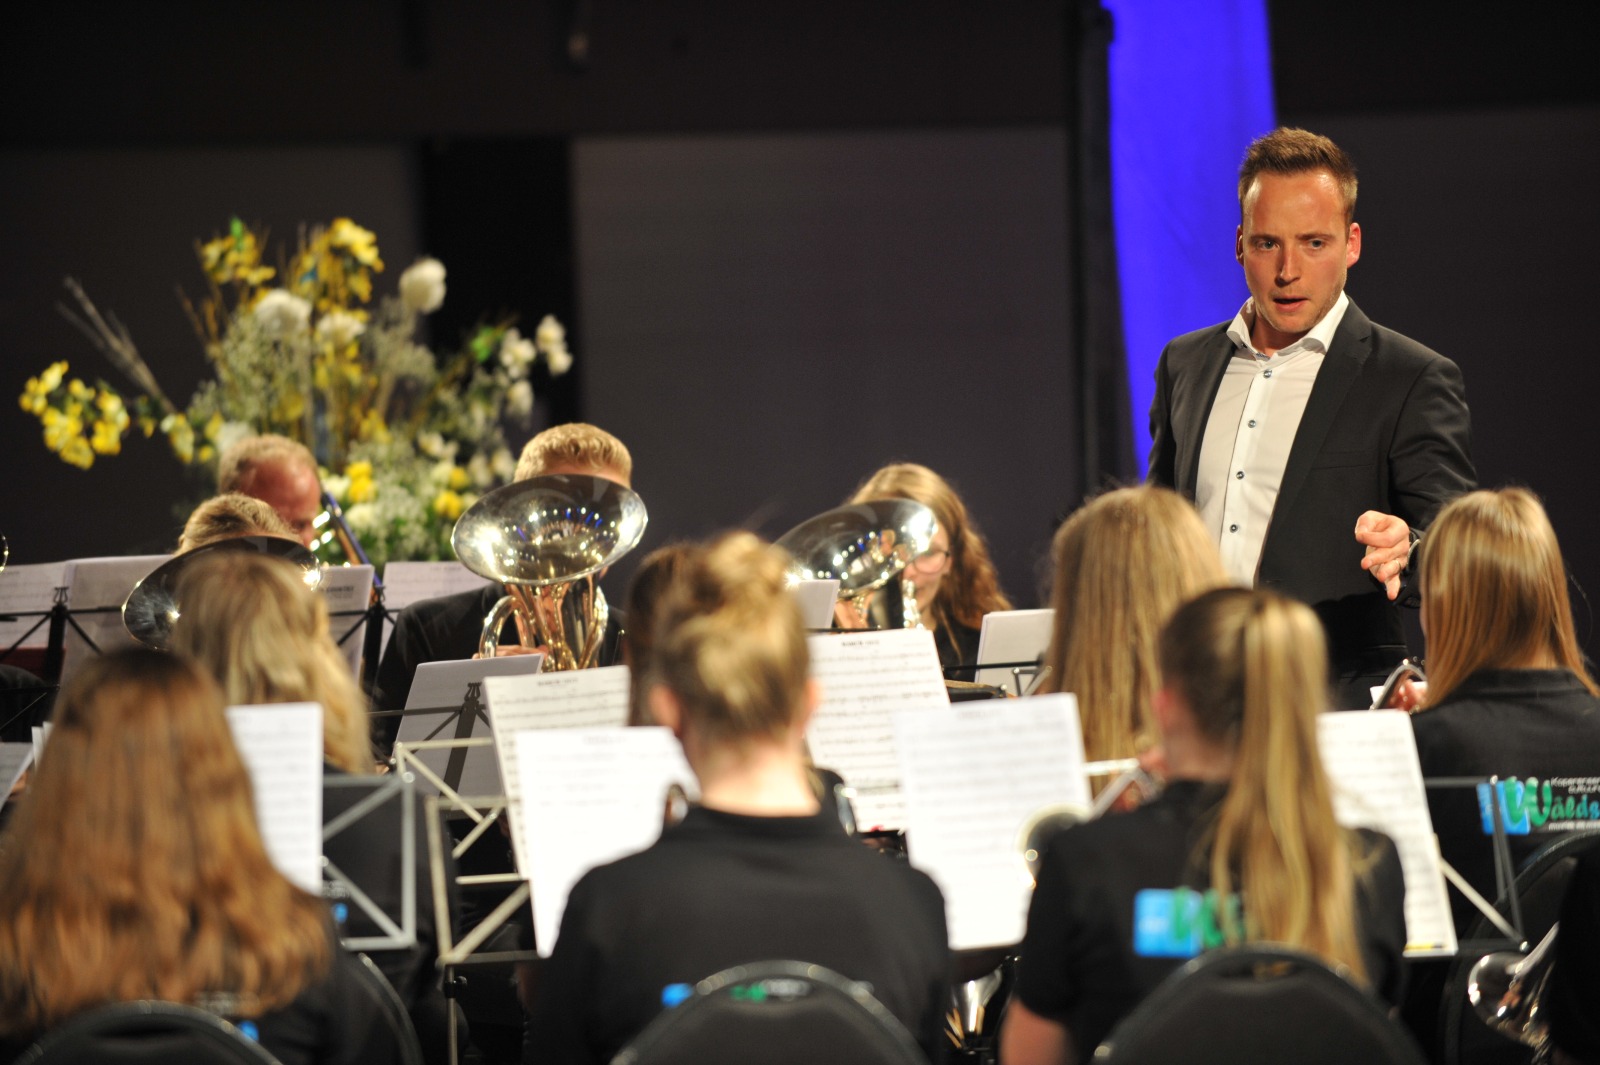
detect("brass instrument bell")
[1468,922,1559,1053]
[122,535,322,650]
[775,499,937,628]
[452,474,647,671]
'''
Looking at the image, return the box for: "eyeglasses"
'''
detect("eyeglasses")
[908,548,951,575]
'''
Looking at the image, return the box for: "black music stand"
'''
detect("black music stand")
[323,772,419,953]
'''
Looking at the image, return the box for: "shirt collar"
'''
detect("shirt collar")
[1227,290,1351,359]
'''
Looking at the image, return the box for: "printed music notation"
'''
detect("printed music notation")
[805,628,950,831]
[0,562,65,647]
[896,695,1090,950]
[515,726,694,956]
[482,665,632,871]
[225,702,325,894]
[317,565,374,679]
[380,561,495,610]
[58,555,170,685]
[1317,710,1459,958]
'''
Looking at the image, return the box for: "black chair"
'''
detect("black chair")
[352,952,428,1065]
[1440,829,1600,1065]
[1093,946,1427,1065]
[609,960,928,1065]
[13,1001,284,1064]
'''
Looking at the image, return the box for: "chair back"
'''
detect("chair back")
[609,960,927,1065]
[13,1001,284,1065]
[1441,829,1600,1065]
[352,952,427,1065]
[1094,946,1426,1065]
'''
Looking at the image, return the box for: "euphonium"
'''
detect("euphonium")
[452,474,647,671]
[775,499,937,630]
[1468,922,1559,1054]
[123,536,321,649]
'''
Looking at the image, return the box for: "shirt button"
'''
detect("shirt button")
[1263,369,1274,378]
[1230,524,1239,533]
[1248,419,1258,428]
[1235,471,1244,480]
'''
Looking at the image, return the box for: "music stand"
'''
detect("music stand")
[1425,775,1535,954]
[323,771,419,953]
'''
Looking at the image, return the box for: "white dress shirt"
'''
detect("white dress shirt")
[1197,291,1351,585]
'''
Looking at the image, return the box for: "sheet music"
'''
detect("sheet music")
[806,628,948,831]
[59,555,170,684]
[382,562,496,610]
[483,666,632,869]
[515,726,694,955]
[790,579,841,630]
[226,702,325,894]
[0,562,65,647]
[318,565,374,678]
[1318,709,1459,957]
[30,724,51,768]
[0,743,33,813]
[896,695,1090,950]
[974,609,1055,695]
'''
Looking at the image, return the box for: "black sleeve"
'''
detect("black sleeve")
[525,875,601,1065]
[1014,838,1099,1025]
[1548,847,1600,1060]
[1387,351,1475,534]
[1147,342,1178,487]
[1355,830,1409,1007]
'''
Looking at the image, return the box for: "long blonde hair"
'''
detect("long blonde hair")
[849,462,1012,631]
[1421,487,1597,706]
[1160,587,1368,983]
[0,650,331,1033]
[171,552,373,773]
[648,532,809,748]
[1043,486,1226,765]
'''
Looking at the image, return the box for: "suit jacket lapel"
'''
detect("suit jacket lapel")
[1177,334,1234,496]
[1272,300,1373,522]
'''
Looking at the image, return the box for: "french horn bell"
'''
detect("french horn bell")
[775,499,937,629]
[452,474,647,671]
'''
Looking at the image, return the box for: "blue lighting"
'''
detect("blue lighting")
[1103,0,1275,472]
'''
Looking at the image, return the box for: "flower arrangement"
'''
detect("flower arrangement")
[18,218,572,569]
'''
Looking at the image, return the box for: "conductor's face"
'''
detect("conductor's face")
[1236,169,1361,355]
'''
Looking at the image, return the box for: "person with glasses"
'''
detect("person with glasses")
[847,462,1012,679]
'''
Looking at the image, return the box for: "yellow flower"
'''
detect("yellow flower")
[197,445,216,464]
[202,411,225,442]
[433,490,465,522]
[327,218,383,269]
[67,378,94,403]
[90,419,123,455]
[447,465,470,492]
[60,436,94,470]
[346,460,374,480]
[41,407,84,453]
[357,409,390,444]
[138,414,158,437]
[347,460,376,503]
[38,361,68,393]
[161,414,195,464]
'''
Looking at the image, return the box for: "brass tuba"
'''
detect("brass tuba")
[1468,922,1559,1055]
[452,474,647,671]
[122,535,322,649]
[775,499,937,630]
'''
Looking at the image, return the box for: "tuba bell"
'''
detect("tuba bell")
[1468,921,1559,1055]
[122,535,322,649]
[452,474,647,671]
[775,499,937,631]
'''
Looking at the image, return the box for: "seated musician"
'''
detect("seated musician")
[0,649,400,1065]
[1002,587,1408,1065]
[526,532,950,1064]
[176,491,295,553]
[372,422,634,746]
[618,542,696,726]
[1039,485,1227,775]
[845,462,1011,679]
[1400,487,1600,928]
[170,552,455,1064]
[217,433,324,548]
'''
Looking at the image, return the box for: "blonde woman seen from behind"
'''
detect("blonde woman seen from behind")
[1042,485,1227,773]
[1002,587,1407,1065]
[0,649,399,1065]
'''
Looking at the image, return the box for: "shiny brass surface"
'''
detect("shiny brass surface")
[452,474,647,670]
[775,499,937,625]
[122,535,321,649]
[1468,922,1558,1053]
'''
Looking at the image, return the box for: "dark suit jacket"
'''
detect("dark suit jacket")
[1148,299,1475,675]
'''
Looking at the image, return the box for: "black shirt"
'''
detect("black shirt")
[1015,780,1408,1054]
[1410,668,1600,933]
[525,804,950,1065]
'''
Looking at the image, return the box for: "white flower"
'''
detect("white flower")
[467,452,494,488]
[418,430,446,458]
[499,328,536,375]
[316,310,366,347]
[429,460,456,487]
[214,420,254,461]
[398,257,447,314]
[491,447,515,480]
[535,315,573,376]
[322,473,352,501]
[345,502,379,535]
[507,380,534,416]
[253,290,312,338]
